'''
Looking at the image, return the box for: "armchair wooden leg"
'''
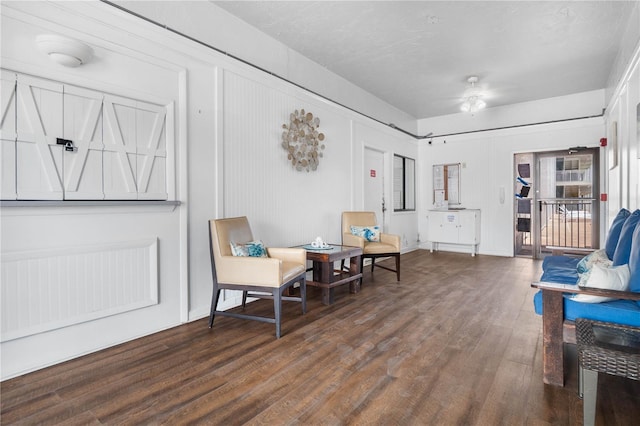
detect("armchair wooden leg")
[395,254,400,281]
[242,291,248,308]
[209,287,221,328]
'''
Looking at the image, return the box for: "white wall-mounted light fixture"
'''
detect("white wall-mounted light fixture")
[36,34,93,67]
[460,76,486,113]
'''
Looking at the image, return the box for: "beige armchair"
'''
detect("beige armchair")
[208,216,307,338]
[341,211,401,281]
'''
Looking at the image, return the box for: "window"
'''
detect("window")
[393,155,415,211]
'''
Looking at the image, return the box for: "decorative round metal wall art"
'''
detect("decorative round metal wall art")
[281,109,325,172]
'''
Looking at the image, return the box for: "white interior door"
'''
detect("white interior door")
[364,147,385,227]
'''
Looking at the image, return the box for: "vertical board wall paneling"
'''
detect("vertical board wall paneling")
[1,239,158,342]
[222,70,352,247]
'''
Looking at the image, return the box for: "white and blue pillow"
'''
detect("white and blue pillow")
[576,249,612,286]
[230,240,268,257]
[573,263,630,303]
[350,225,380,242]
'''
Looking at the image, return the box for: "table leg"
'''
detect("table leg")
[321,260,334,305]
[542,289,565,386]
[349,255,361,294]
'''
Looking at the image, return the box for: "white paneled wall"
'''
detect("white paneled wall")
[606,43,640,215]
[222,70,353,247]
[417,116,605,257]
[1,239,158,342]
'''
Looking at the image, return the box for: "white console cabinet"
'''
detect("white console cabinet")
[428,209,481,256]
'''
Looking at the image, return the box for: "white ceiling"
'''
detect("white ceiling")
[212,0,636,119]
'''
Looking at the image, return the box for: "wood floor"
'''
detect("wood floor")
[2,250,639,425]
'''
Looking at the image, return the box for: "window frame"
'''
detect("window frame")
[393,154,416,212]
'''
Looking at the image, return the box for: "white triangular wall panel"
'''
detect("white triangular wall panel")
[103,95,137,200]
[15,75,63,200]
[1,71,17,200]
[63,85,104,200]
[135,100,168,200]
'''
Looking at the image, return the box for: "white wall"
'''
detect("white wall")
[417,92,606,257]
[1,1,189,380]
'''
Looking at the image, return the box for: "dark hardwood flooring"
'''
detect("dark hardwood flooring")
[2,250,639,425]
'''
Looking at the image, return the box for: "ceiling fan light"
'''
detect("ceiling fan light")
[460,76,487,113]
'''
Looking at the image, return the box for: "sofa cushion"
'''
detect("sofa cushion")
[533,290,640,327]
[612,209,640,266]
[573,264,630,303]
[540,255,580,284]
[629,223,640,294]
[605,208,631,260]
[543,255,581,272]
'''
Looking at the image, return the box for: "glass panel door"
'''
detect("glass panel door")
[514,148,599,258]
[537,149,599,257]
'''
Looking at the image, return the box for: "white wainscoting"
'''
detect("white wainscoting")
[1,239,158,342]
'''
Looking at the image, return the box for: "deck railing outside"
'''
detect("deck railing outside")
[539,199,595,251]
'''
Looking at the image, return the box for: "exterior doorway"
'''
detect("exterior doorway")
[364,147,385,227]
[514,148,599,258]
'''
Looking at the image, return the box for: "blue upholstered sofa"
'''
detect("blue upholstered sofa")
[532,208,640,385]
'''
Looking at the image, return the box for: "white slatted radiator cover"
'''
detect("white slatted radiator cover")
[1,239,158,342]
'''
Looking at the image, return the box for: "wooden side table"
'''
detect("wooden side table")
[298,244,363,305]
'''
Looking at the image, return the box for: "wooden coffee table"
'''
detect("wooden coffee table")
[297,244,363,305]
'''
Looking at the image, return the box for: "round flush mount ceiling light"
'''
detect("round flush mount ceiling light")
[36,34,93,67]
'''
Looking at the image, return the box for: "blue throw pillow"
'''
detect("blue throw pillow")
[629,223,640,293]
[605,208,631,260]
[612,210,640,266]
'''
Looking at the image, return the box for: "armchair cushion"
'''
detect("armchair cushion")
[364,241,400,255]
[230,240,268,257]
[350,225,381,242]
